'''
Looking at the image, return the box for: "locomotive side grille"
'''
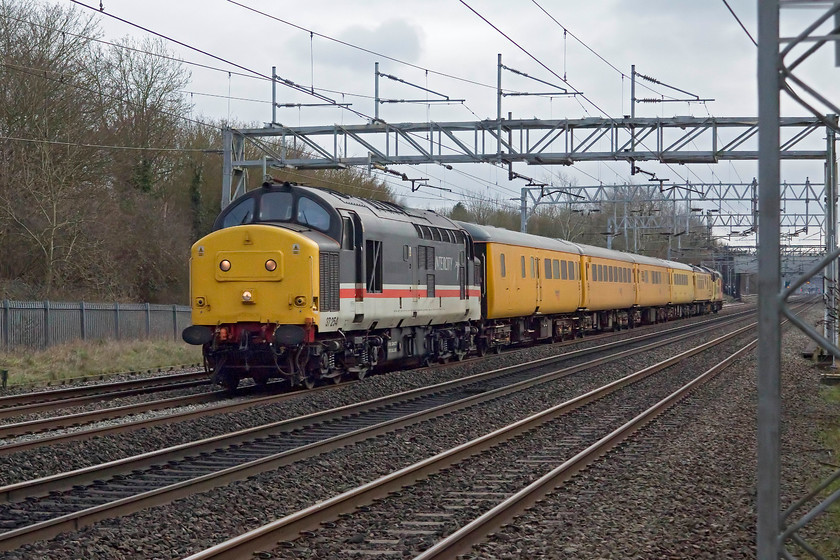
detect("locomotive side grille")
[319,252,340,311]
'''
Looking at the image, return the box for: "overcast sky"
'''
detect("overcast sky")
[82,0,840,243]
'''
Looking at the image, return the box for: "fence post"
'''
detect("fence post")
[80,301,86,341]
[44,300,50,349]
[2,300,9,350]
[145,303,151,339]
[172,305,178,341]
[114,302,120,341]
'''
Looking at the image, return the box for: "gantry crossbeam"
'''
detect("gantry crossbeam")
[223,116,829,207]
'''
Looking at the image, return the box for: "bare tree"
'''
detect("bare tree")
[0,0,109,298]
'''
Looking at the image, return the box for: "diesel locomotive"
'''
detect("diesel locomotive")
[182,180,723,390]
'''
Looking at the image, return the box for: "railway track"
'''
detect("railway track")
[0,308,762,552]
[180,316,761,559]
[0,369,208,420]
[0,306,755,452]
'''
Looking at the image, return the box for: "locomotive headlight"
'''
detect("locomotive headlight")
[242,290,253,302]
[265,259,277,272]
[219,259,232,272]
[294,295,306,307]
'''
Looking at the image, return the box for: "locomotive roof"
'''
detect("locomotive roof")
[455,222,582,254]
[292,183,458,229]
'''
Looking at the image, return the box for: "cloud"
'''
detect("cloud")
[287,19,423,74]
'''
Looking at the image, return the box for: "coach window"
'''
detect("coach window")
[521,256,526,278]
[500,253,506,277]
[530,257,535,278]
[609,267,614,282]
[553,259,560,279]
[544,258,552,279]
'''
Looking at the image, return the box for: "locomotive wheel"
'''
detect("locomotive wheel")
[303,375,317,390]
[221,374,240,393]
[356,368,368,380]
[476,341,488,357]
[493,345,502,355]
[252,373,269,388]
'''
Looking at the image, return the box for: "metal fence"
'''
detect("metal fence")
[0,300,191,350]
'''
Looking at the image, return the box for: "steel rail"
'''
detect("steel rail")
[180,323,760,560]
[0,315,759,551]
[0,308,754,456]
[0,390,225,438]
[0,374,208,420]
[0,369,205,409]
[0,384,336,455]
[413,338,760,560]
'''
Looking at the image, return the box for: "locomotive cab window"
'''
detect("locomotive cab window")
[296,197,331,232]
[221,198,255,228]
[259,192,294,221]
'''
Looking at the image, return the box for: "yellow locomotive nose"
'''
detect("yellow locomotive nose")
[189,224,319,327]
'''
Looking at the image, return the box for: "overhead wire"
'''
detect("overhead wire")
[225,0,499,91]
[68,0,373,121]
[1,60,222,131]
[60,1,520,197]
[65,0,631,196]
[0,134,217,153]
[64,0,734,219]
[529,0,675,100]
[457,1,643,186]
[721,0,758,47]
[463,2,722,193]
[2,10,442,108]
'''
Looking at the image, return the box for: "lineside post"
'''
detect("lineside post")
[756,0,781,557]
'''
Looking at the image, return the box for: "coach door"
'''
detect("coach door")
[348,212,365,322]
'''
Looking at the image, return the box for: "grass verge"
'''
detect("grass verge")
[0,339,203,388]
